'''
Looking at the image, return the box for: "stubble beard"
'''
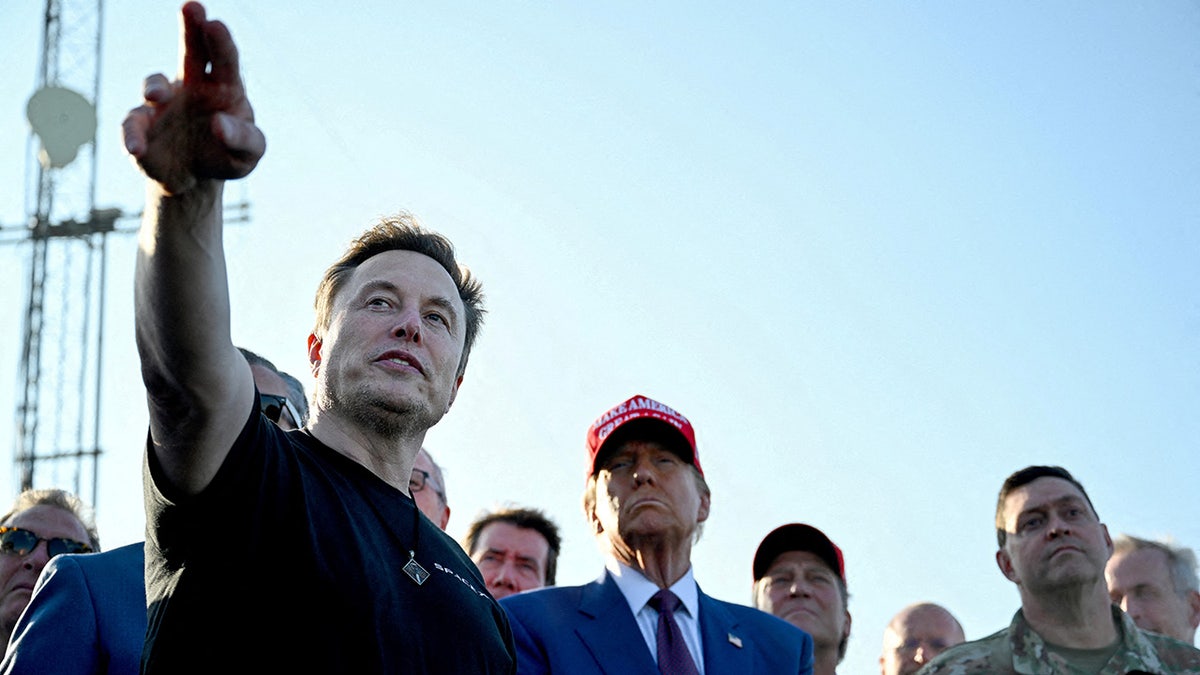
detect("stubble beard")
[319,367,444,440]
[1029,551,1104,601]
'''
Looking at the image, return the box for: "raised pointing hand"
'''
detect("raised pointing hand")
[122,2,265,195]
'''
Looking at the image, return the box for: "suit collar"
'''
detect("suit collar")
[576,572,755,675]
[697,591,754,673]
[576,572,660,674]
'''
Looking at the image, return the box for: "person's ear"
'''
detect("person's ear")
[307,334,322,375]
[696,490,711,524]
[1186,589,1200,631]
[445,374,463,413]
[996,547,1018,583]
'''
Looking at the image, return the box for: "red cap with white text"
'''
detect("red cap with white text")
[585,394,701,478]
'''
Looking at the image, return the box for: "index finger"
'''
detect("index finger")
[178,1,211,84]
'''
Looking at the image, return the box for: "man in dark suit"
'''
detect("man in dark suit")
[1,543,143,675]
[0,352,308,675]
[501,394,813,674]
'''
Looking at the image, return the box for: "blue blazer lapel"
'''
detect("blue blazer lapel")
[574,573,660,675]
[698,589,754,674]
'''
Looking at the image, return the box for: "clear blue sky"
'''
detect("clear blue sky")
[2,2,1199,671]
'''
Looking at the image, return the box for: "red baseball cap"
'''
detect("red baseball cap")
[585,394,701,478]
[753,523,846,583]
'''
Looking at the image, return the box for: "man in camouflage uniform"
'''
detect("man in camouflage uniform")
[919,466,1200,674]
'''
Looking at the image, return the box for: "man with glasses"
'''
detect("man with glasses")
[921,466,1200,673]
[120,3,512,672]
[752,523,851,675]
[412,447,450,530]
[239,347,305,430]
[878,603,963,675]
[0,489,98,661]
[278,371,310,428]
[1,353,309,675]
[501,394,813,673]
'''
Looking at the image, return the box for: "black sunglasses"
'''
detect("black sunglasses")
[260,393,301,428]
[0,526,93,557]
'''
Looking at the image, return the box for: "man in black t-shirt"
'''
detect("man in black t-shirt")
[121,3,513,672]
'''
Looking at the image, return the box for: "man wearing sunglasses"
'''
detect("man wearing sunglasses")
[1,353,306,675]
[120,4,512,672]
[0,489,98,662]
[240,347,307,430]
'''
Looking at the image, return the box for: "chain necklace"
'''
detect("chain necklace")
[300,428,429,586]
[402,500,430,585]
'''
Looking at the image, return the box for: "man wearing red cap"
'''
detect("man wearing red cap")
[753,523,852,675]
[501,394,814,674]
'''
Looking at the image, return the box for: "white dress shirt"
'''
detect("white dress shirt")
[605,557,705,674]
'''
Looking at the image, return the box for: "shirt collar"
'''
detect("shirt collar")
[606,557,699,618]
[1007,604,1166,674]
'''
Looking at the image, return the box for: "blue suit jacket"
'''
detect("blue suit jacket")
[500,571,813,675]
[1,542,146,675]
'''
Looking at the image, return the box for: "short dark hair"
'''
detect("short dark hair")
[313,214,485,378]
[237,346,276,371]
[995,465,1098,548]
[463,506,562,585]
[239,347,308,423]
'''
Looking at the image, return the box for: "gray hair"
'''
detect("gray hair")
[1113,533,1199,595]
[1,488,100,552]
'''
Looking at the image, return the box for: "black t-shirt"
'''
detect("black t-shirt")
[142,397,516,673]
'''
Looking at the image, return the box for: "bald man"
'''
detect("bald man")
[879,602,964,675]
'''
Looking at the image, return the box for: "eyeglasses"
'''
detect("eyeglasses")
[0,526,93,557]
[409,469,445,501]
[410,469,433,493]
[260,393,302,428]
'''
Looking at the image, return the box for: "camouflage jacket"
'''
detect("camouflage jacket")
[917,606,1200,674]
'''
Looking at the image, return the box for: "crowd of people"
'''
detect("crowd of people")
[1,3,1199,673]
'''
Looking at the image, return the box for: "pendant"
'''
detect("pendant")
[403,555,430,585]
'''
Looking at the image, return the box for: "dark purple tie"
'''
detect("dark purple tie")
[649,589,700,675]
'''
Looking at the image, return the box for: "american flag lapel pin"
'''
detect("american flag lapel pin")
[728,633,743,648]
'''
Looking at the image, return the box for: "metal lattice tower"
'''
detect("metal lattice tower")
[5,0,118,508]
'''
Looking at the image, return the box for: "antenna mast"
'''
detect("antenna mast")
[8,0,115,507]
